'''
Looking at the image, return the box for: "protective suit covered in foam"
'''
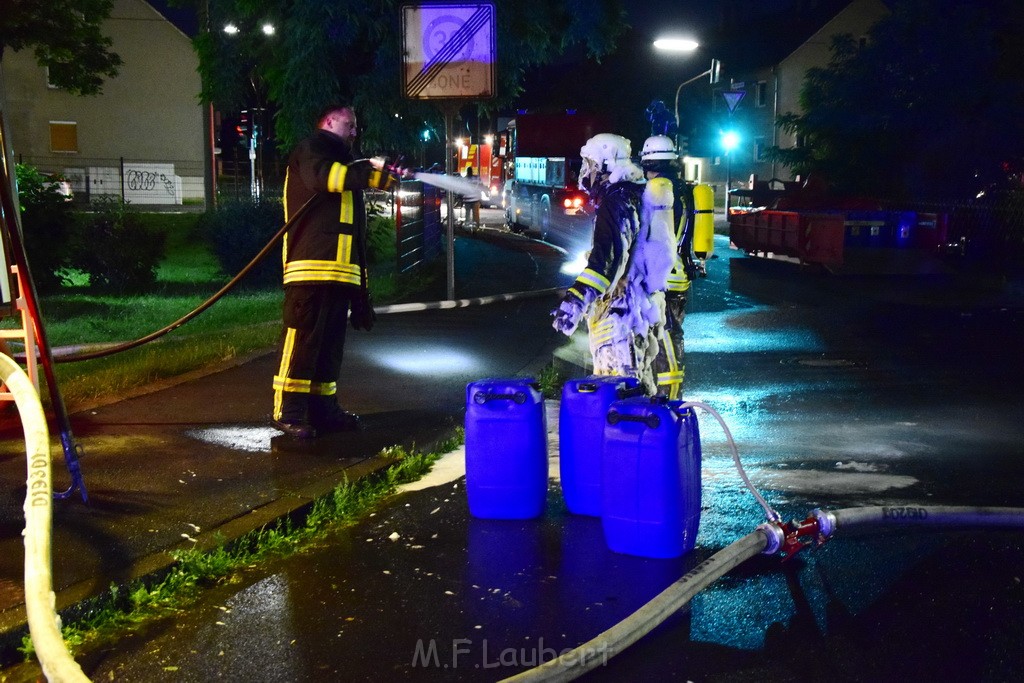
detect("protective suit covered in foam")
[552,134,677,395]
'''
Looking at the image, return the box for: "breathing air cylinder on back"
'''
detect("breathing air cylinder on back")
[692,184,715,257]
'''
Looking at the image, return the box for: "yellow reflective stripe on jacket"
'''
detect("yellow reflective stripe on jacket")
[576,268,611,293]
[283,260,361,285]
[283,233,360,285]
[328,162,348,193]
[283,168,292,219]
[339,190,354,224]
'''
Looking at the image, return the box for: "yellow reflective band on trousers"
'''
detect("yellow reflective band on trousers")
[666,269,691,293]
[273,328,297,419]
[273,327,338,420]
[576,268,611,293]
[590,318,615,346]
[657,328,683,400]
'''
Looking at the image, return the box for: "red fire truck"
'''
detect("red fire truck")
[454,139,503,208]
[497,112,609,249]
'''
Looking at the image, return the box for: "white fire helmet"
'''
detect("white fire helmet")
[579,133,633,193]
[640,135,678,163]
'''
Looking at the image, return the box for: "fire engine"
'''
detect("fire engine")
[454,138,503,208]
[497,112,609,251]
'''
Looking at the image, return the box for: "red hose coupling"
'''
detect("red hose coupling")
[759,515,828,561]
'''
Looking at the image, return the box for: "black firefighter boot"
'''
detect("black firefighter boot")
[309,395,363,433]
[272,392,317,439]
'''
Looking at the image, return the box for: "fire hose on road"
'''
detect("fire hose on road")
[501,398,1024,682]
[0,353,89,682]
[502,503,1024,682]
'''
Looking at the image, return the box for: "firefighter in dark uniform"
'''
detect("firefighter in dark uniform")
[271,105,398,439]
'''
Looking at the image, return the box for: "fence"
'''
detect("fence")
[395,180,444,273]
[17,154,207,207]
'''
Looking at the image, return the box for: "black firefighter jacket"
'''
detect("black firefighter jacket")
[282,130,394,289]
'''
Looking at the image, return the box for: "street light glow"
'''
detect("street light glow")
[223,22,240,35]
[261,23,275,36]
[722,131,740,152]
[653,37,699,53]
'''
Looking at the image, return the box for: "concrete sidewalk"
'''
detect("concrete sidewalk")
[0,225,572,664]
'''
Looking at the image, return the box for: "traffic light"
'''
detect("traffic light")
[236,111,251,147]
[721,130,740,154]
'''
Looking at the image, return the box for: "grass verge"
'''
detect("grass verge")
[18,428,464,661]
[5,212,440,412]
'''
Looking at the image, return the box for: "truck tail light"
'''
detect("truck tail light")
[563,195,585,209]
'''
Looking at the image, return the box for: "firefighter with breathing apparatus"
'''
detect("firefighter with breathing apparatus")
[639,134,715,398]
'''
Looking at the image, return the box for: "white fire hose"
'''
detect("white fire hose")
[0,353,89,682]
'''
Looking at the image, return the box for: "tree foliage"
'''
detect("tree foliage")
[770,0,1024,200]
[191,0,626,154]
[0,0,121,95]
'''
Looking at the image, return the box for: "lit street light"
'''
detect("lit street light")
[222,19,275,200]
[653,37,699,52]
[653,38,722,163]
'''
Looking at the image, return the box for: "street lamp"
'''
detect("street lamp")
[654,39,722,167]
[222,19,275,200]
[721,130,740,216]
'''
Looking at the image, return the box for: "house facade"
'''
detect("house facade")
[695,0,890,202]
[0,0,207,206]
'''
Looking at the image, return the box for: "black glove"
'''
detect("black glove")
[350,291,376,331]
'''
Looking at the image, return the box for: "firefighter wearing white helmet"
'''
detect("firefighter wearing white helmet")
[639,134,714,398]
[553,133,675,396]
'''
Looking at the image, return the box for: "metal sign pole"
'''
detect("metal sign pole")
[442,103,456,300]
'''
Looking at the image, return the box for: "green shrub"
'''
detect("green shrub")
[197,198,284,289]
[69,197,166,293]
[14,163,75,293]
[367,215,397,265]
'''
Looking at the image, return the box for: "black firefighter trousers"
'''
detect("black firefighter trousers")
[272,285,353,424]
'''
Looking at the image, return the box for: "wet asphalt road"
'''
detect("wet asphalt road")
[22,233,1024,681]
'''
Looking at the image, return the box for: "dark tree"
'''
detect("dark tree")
[0,0,121,95]
[191,0,627,153]
[770,0,1024,200]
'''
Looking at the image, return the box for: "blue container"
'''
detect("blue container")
[890,210,916,249]
[601,397,702,558]
[845,210,888,247]
[465,378,548,519]
[559,376,641,516]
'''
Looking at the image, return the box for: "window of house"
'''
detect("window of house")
[45,63,73,90]
[49,122,79,153]
[755,137,767,161]
[755,81,768,108]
